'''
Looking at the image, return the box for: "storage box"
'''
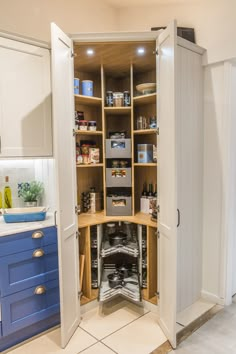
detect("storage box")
[106,139,131,158]
[140,197,157,214]
[137,144,153,163]
[106,168,131,187]
[106,196,132,216]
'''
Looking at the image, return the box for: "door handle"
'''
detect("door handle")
[177,209,180,227]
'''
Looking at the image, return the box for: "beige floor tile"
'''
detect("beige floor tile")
[102,312,166,354]
[7,327,97,354]
[80,298,148,340]
[79,342,115,354]
[176,299,215,326]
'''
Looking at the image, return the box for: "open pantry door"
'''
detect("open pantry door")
[157,20,177,348]
[51,23,80,348]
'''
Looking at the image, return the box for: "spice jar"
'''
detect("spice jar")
[79,120,88,131]
[123,91,130,106]
[88,121,97,131]
[113,92,124,107]
[106,91,113,107]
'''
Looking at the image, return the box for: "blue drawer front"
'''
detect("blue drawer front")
[0,227,57,257]
[1,279,60,336]
[0,243,58,297]
[0,322,2,337]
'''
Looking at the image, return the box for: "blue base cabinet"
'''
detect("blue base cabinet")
[0,226,60,351]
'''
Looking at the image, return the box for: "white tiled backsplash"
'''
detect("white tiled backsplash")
[0,159,55,210]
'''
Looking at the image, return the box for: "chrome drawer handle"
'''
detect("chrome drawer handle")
[32,249,45,258]
[32,230,44,239]
[34,285,46,295]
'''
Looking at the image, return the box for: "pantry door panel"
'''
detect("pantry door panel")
[157,20,177,348]
[51,23,80,348]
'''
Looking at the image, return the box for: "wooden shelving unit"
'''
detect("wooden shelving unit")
[74,40,158,306]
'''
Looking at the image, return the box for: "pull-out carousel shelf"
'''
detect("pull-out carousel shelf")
[99,265,141,302]
[100,239,139,258]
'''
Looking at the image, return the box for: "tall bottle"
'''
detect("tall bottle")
[142,182,147,197]
[148,183,153,198]
[154,183,157,198]
[4,176,12,209]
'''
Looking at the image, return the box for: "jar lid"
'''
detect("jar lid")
[79,120,88,123]
[88,121,96,123]
[82,80,93,82]
[107,223,116,227]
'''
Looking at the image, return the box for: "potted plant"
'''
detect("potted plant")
[18,181,44,207]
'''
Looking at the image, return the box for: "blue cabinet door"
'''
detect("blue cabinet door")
[0,243,58,297]
[1,279,60,336]
[0,226,57,258]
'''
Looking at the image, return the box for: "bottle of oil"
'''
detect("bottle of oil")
[4,176,12,209]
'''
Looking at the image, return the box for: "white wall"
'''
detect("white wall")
[0,0,117,42]
[116,0,236,65]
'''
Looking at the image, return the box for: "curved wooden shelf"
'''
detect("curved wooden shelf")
[78,211,157,228]
[133,92,156,105]
[74,94,102,106]
[104,107,132,115]
[133,129,157,135]
[76,163,104,168]
[134,163,157,167]
[75,130,103,135]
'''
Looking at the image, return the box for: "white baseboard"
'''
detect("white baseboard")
[201,290,225,306]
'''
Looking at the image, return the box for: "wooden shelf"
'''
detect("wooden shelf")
[80,289,98,305]
[75,130,103,135]
[133,93,156,105]
[133,129,157,135]
[76,163,104,168]
[104,107,132,115]
[74,94,102,106]
[134,163,157,167]
[78,211,157,228]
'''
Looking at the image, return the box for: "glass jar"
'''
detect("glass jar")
[113,92,124,107]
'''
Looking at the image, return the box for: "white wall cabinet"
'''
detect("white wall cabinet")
[0,36,52,157]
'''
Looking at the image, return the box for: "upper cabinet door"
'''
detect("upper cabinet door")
[51,23,80,348]
[157,20,177,348]
[0,37,52,157]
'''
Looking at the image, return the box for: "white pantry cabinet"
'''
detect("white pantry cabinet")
[51,20,208,351]
[0,35,52,157]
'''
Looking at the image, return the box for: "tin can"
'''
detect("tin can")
[106,91,113,107]
[82,80,93,96]
[123,91,130,106]
[89,148,100,164]
[74,78,79,94]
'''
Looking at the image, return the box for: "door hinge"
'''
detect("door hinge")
[75,205,80,214]
[157,127,159,135]
[73,128,76,136]
[157,231,160,239]
[155,49,159,56]
[155,291,160,298]
[76,231,80,239]
[78,291,82,299]
[157,205,160,213]
[71,50,77,58]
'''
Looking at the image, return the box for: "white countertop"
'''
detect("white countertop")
[0,213,56,237]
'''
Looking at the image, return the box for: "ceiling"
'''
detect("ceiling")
[105,0,198,8]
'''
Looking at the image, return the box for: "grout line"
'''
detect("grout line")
[100,310,151,341]
[176,322,185,327]
[79,326,100,341]
[101,341,119,353]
